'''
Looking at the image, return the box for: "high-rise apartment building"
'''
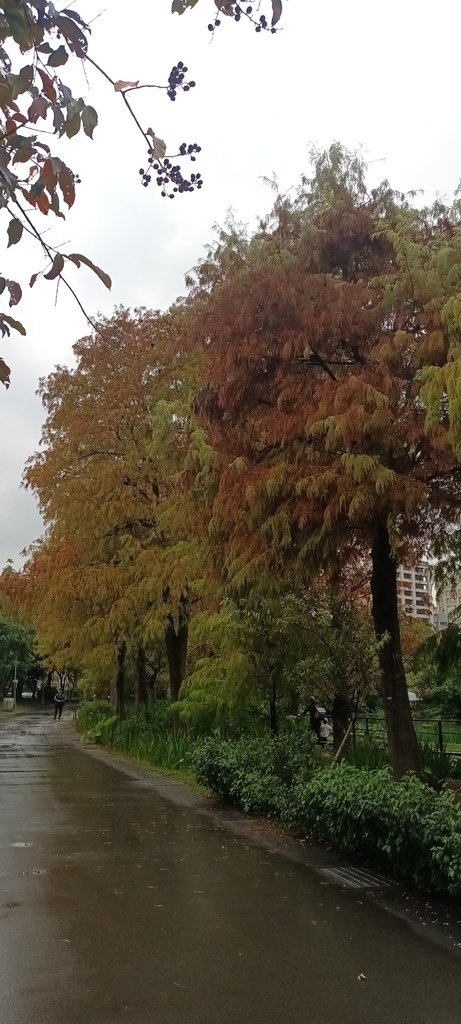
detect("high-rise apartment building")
[397,562,435,625]
[397,562,461,631]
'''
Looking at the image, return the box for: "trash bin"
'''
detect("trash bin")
[2,697,15,711]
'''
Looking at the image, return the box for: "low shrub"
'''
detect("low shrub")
[192,729,320,816]
[76,700,112,738]
[282,765,461,896]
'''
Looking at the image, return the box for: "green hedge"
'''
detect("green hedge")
[284,765,461,895]
[194,738,461,896]
[192,731,321,816]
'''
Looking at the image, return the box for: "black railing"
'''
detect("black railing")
[355,716,461,756]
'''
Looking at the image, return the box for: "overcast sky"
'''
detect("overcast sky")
[1,0,460,568]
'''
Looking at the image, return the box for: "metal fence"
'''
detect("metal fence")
[355,717,461,756]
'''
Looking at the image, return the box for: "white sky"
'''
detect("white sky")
[1,0,461,568]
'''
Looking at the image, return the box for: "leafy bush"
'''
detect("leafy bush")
[76,700,112,738]
[419,742,461,789]
[282,765,461,896]
[192,729,320,816]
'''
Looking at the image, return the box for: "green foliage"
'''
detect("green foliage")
[0,607,38,691]
[344,738,389,771]
[75,699,113,737]
[293,594,381,714]
[419,742,461,789]
[345,735,461,786]
[412,622,461,718]
[77,701,196,776]
[424,675,461,720]
[281,765,461,896]
[182,587,381,744]
[182,589,310,732]
[192,726,321,815]
[344,737,461,790]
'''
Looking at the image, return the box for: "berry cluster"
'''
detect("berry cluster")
[255,12,272,32]
[167,62,196,101]
[178,141,201,162]
[208,4,277,33]
[139,142,203,198]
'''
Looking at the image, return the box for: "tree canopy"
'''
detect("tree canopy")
[0,604,38,694]
[5,307,208,711]
[186,145,461,775]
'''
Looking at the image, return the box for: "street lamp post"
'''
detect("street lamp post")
[12,657,18,707]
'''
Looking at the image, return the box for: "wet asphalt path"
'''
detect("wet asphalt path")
[0,710,460,1024]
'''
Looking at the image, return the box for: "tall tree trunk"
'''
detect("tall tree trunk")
[164,616,188,702]
[111,641,126,718]
[329,592,351,751]
[371,521,421,778]
[135,644,148,709]
[332,690,350,752]
[285,685,300,716]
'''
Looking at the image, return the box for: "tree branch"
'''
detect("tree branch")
[3,184,107,340]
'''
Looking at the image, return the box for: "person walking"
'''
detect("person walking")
[319,716,333,748]
[53,688,65,720]
[306,697,326,744]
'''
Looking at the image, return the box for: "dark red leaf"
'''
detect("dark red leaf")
[44,254,65,281]
[271,0,282,26]
[6,280,22,307]
[37,68,57,103]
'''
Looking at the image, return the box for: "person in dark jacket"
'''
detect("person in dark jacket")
[53,688,65,720]
[307,697,326,744]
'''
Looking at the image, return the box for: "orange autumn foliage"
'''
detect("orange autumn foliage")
[185,147,461,776]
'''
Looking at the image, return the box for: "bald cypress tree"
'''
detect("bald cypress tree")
[190,146,461,777]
